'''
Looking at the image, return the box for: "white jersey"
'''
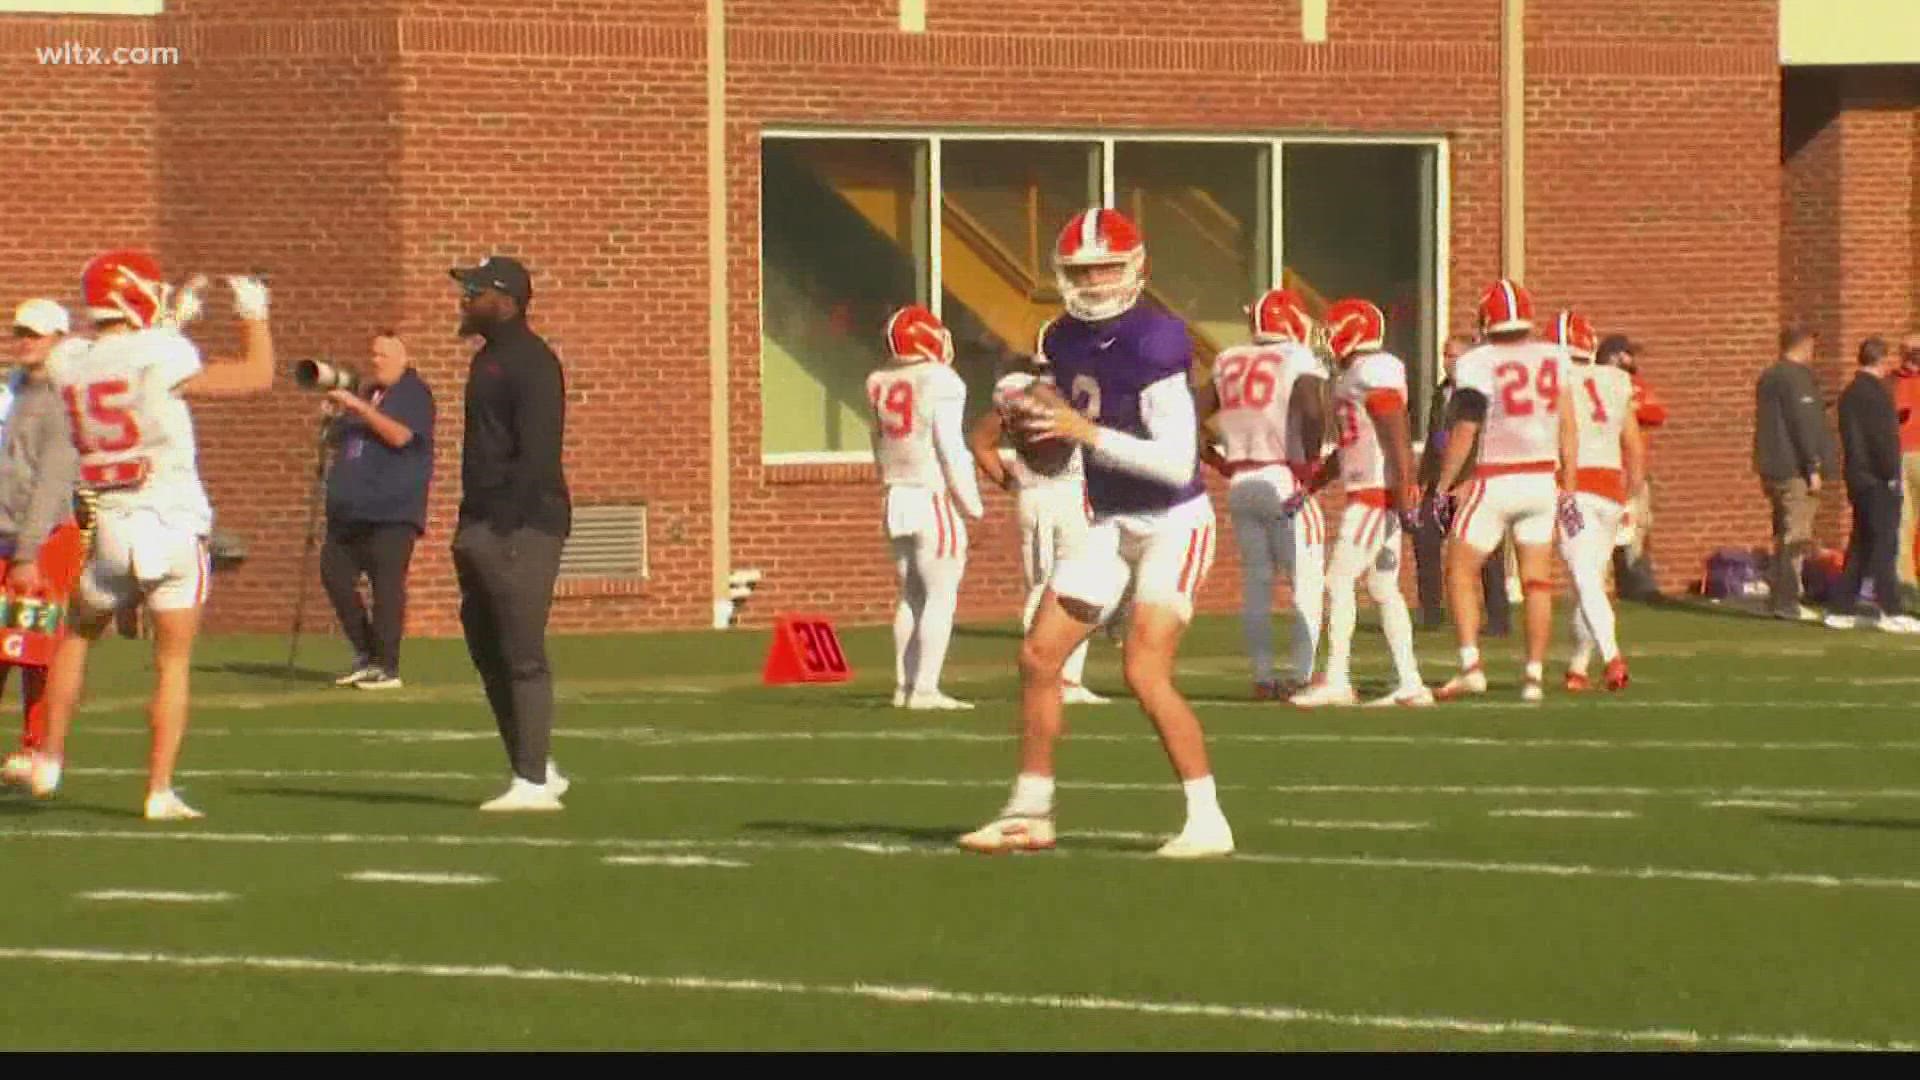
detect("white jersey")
[992,369,1084,490]
[1569,361,1632,474]
[1452,339,1565,467]
[45,327,213,534]
[1210,341,1326,465]
[868,360,984,518]
[1331,351,1409,494]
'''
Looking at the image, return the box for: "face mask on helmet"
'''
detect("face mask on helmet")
[1055,255,1144,322]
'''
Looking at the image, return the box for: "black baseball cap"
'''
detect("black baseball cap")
[1596,334,1636,362]
[450,255,533,304]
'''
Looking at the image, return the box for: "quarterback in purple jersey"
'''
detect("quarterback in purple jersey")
[959,208,1234,859]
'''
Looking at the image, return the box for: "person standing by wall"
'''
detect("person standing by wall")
[1754,325,1836,621]
[449,256,573,811]
[1415,334,1511,635]
[1824,337,1916,633]
[321,330,435,691]
[1890,331,1920,607]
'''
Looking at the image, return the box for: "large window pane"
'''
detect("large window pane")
[1283,143,1439,429]
[939,140,1101,417]
[760,138,928,456]
[1114,142,1271,364]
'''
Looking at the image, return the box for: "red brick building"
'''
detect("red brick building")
[0,0,1912,636]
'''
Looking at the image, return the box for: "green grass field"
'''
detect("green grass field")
[3,602,1918,1050]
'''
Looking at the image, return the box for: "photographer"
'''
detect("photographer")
[318,331,435,689]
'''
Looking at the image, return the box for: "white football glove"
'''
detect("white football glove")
[227,275,270,321]
[159,274,209,329]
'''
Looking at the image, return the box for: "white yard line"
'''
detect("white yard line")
[77,890,233,903]
[603,855,750,869]
[345,871,495,886]
[1270,819,1434,831]
[1489,809,1639,821]
[10,827,1919,893]
[0,945,1907,1050]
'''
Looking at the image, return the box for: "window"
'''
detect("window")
[760,138,927,457]
[759,133,1445,459]
[1283,143,1441,427]
[1114,141,1270,365]
[939,140,1101,420]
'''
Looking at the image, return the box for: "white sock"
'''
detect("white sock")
[1183,775,1223,822]
[1369,570,1422,690]
[1524,660,1544,683]
[1459,645,1481,672]
[1326,578,1358,685]
[1006,773,1055,817]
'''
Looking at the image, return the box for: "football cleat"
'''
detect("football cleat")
[1603,657,1631,691]
[1434,666,1488,701]
[1564,670,1591,693]
[1520,679,1545,704]
[1061,683,1110,706]
[479,778,563,812]
[958,815,1056,854]
[143,790,204,821]
[1365,685,1435,708]
[906,691,974,711]
[1155,818,1236,860]
[1290,680,1358,708]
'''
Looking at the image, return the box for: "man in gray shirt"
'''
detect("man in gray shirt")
[0,299,80,777]
[1754,325,1836,619]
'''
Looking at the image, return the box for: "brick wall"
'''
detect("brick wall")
[0,0,1853,637]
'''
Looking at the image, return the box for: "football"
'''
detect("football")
[1001,381,1079,477]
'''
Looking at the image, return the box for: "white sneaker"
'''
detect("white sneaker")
[354,669,404,690]
[906,690,974,711]
[1520,679,1545,703]
[1290,681,1358,708]
[546,761,570,798]
[1061,684,1110,706]
[1435,667,1488,701]
[891,688,907,708]
[143,790,204,821]
[1824,613,1858,630]
[1880,615,1920,635]
[29,754,61,798]
[1155,817,1236,859]
[958,815,1056,854]
[0,750,31,787]
[479,778,563,812]
[1366,684,1434,708]
[334,664,378,687]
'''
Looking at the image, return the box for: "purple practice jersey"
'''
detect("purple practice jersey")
[1042,304,1207,516]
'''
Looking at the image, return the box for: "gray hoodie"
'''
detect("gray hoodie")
[0,369,80,561]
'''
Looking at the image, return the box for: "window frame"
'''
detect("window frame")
[758,128,1450,464]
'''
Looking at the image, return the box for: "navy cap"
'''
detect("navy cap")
[450,255,532,304]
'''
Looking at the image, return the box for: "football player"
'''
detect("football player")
[1548,310,1639,691]
[960,207,1232,858]
[968,319,1107,706]
[1197,287,1329,700]
[868,304,984,711]
[25,251,274,819]
[1289,299,1431,708]
[1432,279,1581,703]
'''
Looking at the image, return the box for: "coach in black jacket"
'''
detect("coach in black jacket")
[1827,337,1913,630]
[449,255,576,809]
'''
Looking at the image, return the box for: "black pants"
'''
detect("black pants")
[320,520,418,674]
[1413,515,1511,634]
[1831,482,1903,618]
[452,522,565,783]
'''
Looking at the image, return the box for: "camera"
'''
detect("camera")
[294,358,358,392]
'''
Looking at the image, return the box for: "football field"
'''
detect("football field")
[2,603,1917,1050]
